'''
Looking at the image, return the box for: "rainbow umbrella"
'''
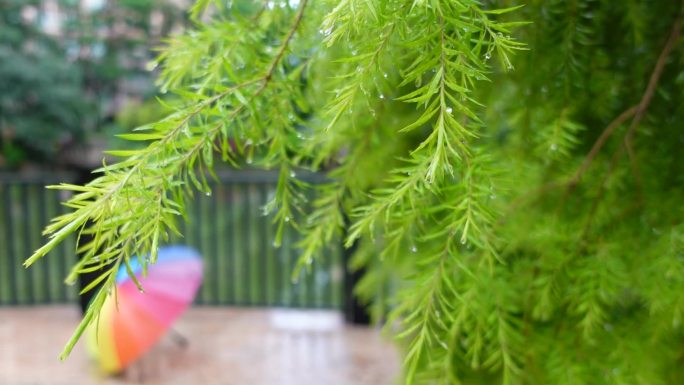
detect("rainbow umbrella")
[86,245,203,373]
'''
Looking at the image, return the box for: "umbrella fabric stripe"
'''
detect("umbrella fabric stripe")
[118,282,188,328]
[132,259,203,285]
[123,274,202,303]
[118,260,202,301]
[115,246,201,283]
[86,296,120,373]
[113,292,167,369]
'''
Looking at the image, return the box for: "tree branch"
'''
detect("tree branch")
[622,10,682,194]
[580,11,682,236]
[568,105,637,187]
[569,10,681,188]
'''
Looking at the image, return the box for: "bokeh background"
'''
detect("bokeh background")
[0,1,398,384]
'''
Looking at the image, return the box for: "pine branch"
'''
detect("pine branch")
[25,0,311,359]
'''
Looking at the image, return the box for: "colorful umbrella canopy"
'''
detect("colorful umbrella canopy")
[86,245,203,373]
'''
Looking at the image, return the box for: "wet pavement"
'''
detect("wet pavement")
[0,306,400,385]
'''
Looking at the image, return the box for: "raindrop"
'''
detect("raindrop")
[460,238,467,245]
[272,240,279,247]
[138,288,145,293]
[383,73,389,78]
[490,194,496,200]
[320,27,333,36]
[446,107,453,114]
[484,52,491,61]
[290,170,297,178]
[410,245,418,253]
[351,50,358,56]
[379,94,385,100]
[285,216,291,222]
[246,157,253,164]
[550,143,558,151]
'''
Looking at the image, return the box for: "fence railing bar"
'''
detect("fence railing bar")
[21,184,35,304]
[258,185,269,306]
[0,172,76,184]
[4,184,18,304]
[0,186,8,305]
[53,190,65,302]
[209,186,220,305]
[241,184,249,305]
[226,182,235,304]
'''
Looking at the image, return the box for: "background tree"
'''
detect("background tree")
[0,0,93,167]
[26,1,684,384]
[0,0,187,169]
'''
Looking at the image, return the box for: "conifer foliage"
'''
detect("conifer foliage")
[26,1,684,384]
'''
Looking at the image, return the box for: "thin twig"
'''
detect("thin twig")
[622,11,682,194]
[502,9,683,224]
[580,11,682,236]
[568,105,638,187]
[265,0,308,80]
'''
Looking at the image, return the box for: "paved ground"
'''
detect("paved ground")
[0,306,399,385]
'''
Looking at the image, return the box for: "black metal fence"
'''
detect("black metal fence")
[0,171,344,308]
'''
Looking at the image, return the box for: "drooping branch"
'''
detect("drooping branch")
[570,10,682,188]
[26,0,311,360]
